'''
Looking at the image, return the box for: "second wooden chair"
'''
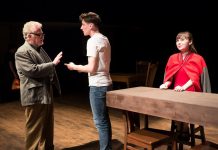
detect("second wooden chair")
[123,111,173,150]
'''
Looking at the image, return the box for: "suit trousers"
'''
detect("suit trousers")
[25,103,54,150]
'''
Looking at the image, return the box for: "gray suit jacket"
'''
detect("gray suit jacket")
[15,42,61,106]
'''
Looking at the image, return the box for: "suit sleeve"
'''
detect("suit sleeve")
[15,50,54,78]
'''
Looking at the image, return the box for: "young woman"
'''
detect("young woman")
[160,31,211,141]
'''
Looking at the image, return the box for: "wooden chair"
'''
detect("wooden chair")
[123,111,173,150]
[143,61,160,130]
[135,61,159,133]
[125,61,151,143]
[123,61,170,150]
[171,121,206,150]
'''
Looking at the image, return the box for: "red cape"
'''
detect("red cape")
[164,52,211,92]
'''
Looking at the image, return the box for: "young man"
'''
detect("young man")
[65,12,112,150]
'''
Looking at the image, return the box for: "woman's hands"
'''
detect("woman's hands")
[159,81,171,89]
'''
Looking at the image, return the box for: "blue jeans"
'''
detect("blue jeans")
[89,85,112,150]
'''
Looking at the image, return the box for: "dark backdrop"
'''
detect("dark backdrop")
[1,0,217,98]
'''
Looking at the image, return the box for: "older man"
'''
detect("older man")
[15,21,63,150]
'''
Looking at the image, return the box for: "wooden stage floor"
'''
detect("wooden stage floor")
[0,91,218,150]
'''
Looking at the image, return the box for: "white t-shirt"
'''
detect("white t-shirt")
[87,33,112,86]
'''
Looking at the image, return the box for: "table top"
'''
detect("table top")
[106,87,218,128]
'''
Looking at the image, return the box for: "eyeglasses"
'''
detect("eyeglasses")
[29,32,45,37]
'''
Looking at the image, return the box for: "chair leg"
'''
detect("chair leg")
[190,124,196,147]
[170,121,178,150]
[123,111,128,150]
[178,143,183,150]
[178,123,185,150]
[128,112,140,130]
[171,121,206,150]
[144,115,149,129]
[171,120,176,132]
[167,139,177,150]
[124,143,127,150]
[199,125,206,144]
[189,124,207,148]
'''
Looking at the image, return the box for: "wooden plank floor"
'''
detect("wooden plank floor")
[0,91,218,150]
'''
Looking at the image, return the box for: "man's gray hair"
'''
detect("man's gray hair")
[22,21,42,39]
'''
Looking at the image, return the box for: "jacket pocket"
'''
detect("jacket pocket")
[27,83,44,103]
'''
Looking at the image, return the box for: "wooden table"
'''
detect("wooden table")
[110,73,145,88]
[106,87,218,128]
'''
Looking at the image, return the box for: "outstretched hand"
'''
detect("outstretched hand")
[64,62,76,70]
[53,51,63,65]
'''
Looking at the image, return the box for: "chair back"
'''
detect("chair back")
[136,61,150,74]
[135,61,151,86]
[145,61,159,87]
[123,111,140,134]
